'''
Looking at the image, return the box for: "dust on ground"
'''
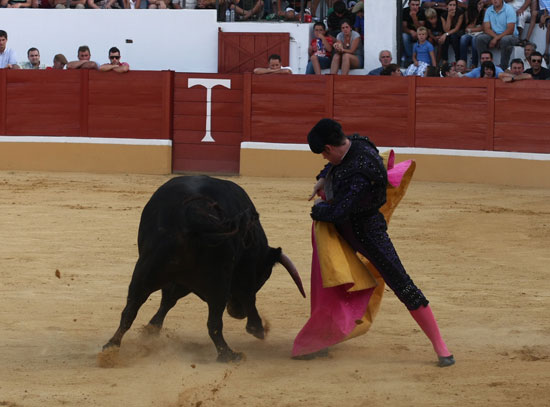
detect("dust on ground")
[1,170,549,407]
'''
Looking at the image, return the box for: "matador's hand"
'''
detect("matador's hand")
[308,178,326,201]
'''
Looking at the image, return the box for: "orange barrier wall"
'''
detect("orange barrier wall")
[1,70,549,177]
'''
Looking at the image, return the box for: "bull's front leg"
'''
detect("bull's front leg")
[207,301,243,362]
[245,298,265,340]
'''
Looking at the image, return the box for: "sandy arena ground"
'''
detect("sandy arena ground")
[1,170,549,407]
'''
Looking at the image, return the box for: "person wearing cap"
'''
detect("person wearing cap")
[300,118,455,367]
[352,1,364,40]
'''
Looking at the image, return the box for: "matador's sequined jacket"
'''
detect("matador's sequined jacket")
[311,134,387,223]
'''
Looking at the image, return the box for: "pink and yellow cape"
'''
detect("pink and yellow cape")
[292,151,416,357]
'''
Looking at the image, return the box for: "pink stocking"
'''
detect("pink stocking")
[409,305,451,357]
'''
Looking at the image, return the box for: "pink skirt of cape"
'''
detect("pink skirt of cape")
[292,153,412,357]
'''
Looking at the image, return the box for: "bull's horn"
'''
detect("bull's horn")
[280,253,306,298]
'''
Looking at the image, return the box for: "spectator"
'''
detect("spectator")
[306,22,334,75]
[99,47,130,73]
[539,1,550,64]
[147,0,169,8]
[67,46,98,70]
[402,0,427,66]
[330,19,363,75]
[380,63,403,76]
[0,30,20,70]
[425,7,445,63]
[499,58,533,80]
[480,60,497,77]
[172,0,196,8]
[405,26,436,76]
[513,41,548,69]
[464,50,504,75]
[524,51,550,78]
[20,47,46,70]
[352,1,364,40]
[53,0,85,7]
[425,65,442,76]
[461,0,486,68]
[276,0,311,21]
[1,0,32,7]
[476,0,519,70]
[253,54,292,74]
[368,50,393,75]
[441,0,465,64]
[440,62,458,76]
[87,0,118,8]
[422,0,449,12]
[455,58,468,74]
[47,54,68,70]
[327,1,355,37]
[507,0,532,43]
[232,0,264,19]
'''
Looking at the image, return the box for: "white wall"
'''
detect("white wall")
[364,1,397,73]
[0,9,311,73]
[1,9,214,72]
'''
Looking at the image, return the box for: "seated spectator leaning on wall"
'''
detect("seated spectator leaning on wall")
[328,1,355,37]
[524,51,550,78]
[368,50,393,75]
[67,45,98,70]
[46,54,68,70]
[463,50,504,76]
[99,47,130,73]
[0,30,20,69]
[499,58,533,81]
[253,54,292,74]
[476,0,519,70]
[516,42,548,70]
[455,58,467,75]
[54,0,85,8]
[20,47,46,69]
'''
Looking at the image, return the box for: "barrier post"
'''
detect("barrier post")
[326,74,334,118]
[0,69,6,135]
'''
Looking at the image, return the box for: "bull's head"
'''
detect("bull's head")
[227,248,305,324]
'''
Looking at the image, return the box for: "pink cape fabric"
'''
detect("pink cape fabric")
[291,151,413,357]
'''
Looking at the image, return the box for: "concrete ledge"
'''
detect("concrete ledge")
[0,137,172,175]
[240,143,550,188]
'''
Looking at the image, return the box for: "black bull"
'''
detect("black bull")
[103,175,306,362]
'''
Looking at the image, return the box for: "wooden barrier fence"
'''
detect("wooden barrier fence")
[0,69,548,174]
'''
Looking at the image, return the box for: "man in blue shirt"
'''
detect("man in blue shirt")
[475,0,519,70]
[464,51,504,77]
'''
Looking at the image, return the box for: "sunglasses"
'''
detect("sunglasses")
[531,59,542,63]
[109,55,121,60]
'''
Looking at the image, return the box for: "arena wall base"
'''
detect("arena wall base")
[0,137,172,175]
[240,144,550,188]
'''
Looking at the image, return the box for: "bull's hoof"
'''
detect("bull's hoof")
[216,350,245,363]
[246,324,265,339]
[97,344,120,368]
[102,341,119,351]
[141,323,162,336]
